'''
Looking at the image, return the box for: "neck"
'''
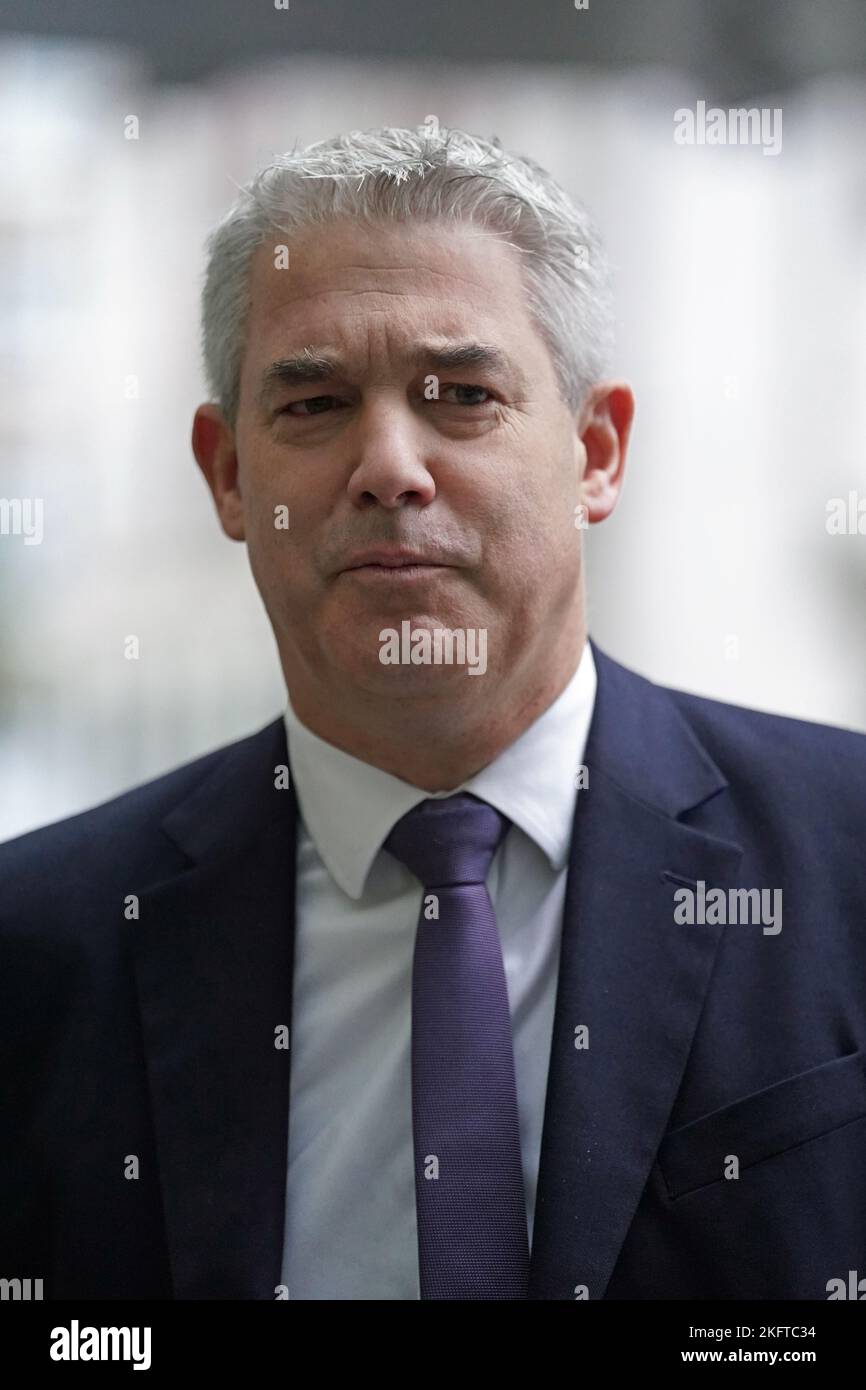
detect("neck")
[284,624,587,793]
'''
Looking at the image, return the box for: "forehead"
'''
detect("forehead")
[242,216,543,367]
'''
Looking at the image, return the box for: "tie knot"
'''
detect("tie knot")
[384,792,511,888]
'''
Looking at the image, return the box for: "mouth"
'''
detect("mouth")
[340,562,453,582]
[339,548,457,577]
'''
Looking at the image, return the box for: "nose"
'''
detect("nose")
[346,396,436,510]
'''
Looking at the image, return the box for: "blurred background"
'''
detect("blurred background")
[1,0,865,839]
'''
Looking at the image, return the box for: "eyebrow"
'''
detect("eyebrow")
[256,341,517,409]
[414,342,512,375]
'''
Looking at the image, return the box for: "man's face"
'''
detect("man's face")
[216,217,591,698]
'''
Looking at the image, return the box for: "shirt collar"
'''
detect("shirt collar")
[283,641,597,900]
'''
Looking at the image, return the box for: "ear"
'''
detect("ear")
[191,404,246,541]
[577,382,634,523]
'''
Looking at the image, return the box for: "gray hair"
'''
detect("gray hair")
[200,124,614,425]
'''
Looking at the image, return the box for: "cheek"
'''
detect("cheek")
[241,442,291,514]
[524,454,583,560]
[238,446,307,562]
[484,475,581,615]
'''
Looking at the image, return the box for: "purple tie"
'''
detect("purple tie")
[384,792,530,1300]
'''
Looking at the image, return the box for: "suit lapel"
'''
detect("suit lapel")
[528,644,743,1299]
[131,719,297,1299]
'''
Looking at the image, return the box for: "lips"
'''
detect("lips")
[342,549,451,571]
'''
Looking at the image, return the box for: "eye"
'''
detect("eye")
[438,384,494,406]
[279,395,344,416]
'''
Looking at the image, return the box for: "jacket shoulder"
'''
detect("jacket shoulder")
[666,680,866,778]
[0,721,281,889]
[591,642,866,810]
[662,683,866,839]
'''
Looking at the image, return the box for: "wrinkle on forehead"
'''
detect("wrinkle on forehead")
[240,221,556,400]
[248,224,525,305]
[326,261,507,289]
[252,267,513,313]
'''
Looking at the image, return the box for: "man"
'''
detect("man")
[1,125,865,1302]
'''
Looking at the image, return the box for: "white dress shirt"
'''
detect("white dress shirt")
[279,641,597,1299]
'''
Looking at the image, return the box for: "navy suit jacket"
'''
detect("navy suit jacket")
[2,642,866,1300]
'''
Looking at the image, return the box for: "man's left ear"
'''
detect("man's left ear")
[577,382,634,523]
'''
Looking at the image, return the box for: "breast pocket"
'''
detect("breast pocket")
[658,1049,866,1200]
